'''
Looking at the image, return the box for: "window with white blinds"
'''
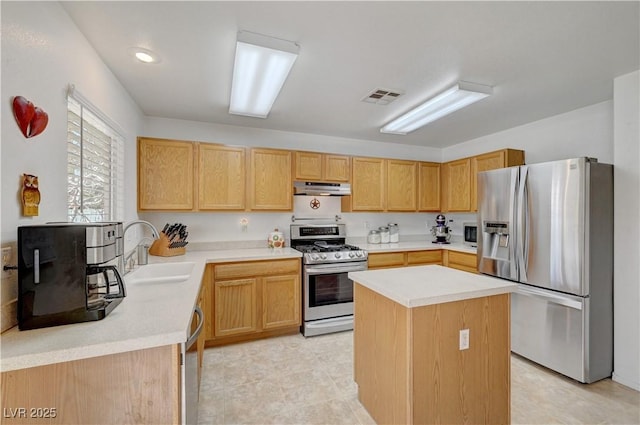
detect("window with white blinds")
[67,95,124,222]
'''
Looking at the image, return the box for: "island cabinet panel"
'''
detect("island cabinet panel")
[248,148,292,210]
[138,137,195,210]
[198,144,246,210]
[1,345,180,425]
[412,294,510,425]
[354,283,510,425]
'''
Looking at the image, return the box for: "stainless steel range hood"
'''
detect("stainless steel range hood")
[293,181,351,196]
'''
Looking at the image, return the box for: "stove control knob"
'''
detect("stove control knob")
[349,252,355,258]
[311,254,320,261]
[355,251,362,257]
[334,252,342,259]
[320,254,327,260]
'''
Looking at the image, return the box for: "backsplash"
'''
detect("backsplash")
[140,204,477,250]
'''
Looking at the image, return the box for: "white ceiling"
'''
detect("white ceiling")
[60,1,639,148]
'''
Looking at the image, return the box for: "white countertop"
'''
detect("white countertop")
[360,240,477,254]
[349,265,516,308]
[0,248,301,372]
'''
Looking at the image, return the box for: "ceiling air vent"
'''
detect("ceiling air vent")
[361,88,404,105]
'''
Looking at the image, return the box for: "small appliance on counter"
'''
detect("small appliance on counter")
[463,222,478,247]
[430,214,451,244]
[17,222,125,330]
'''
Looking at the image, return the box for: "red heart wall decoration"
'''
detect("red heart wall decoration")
[12,96,48,138]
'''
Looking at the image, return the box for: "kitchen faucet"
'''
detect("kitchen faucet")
[122,220,160,274]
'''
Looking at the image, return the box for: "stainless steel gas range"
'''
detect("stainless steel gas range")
[290,223,368,337]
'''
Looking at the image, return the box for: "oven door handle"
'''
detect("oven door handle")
[305,264,368,275]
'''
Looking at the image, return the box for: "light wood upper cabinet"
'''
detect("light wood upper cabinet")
[294,151,323,181]
[418,162,441,211]
[349,157,386,211]
[324,154,350,182]
[138,137,195,210]
[470,149,525,211]
[441,157,471,212]
[387,159,418,211]
[198,144,246,210]
[248,148,292,210]
[293,151,350,182]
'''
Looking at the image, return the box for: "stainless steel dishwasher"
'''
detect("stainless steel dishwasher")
[182,306,203,424]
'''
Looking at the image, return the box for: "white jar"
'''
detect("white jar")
[367,230,381,244]
[388,223,399,243]
[379,226,390,243]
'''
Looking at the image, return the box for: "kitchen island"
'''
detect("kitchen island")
[349,265,516,425]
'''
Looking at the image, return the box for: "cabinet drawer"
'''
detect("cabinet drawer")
[447,251,477,269]
[368,252,405,269]
[214,259,300,280]
[407,250,442,265]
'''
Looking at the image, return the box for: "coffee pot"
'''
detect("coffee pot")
[430,214,451,244]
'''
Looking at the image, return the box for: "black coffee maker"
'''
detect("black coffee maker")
[17,222,125,330]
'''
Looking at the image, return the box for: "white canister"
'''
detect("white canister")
[268,228,285,248]
[379,226,390,243]
[388,223,399,243]
[367,230,381,244]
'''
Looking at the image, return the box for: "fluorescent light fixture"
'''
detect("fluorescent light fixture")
[380,81,493,135]
[229,31,299,118]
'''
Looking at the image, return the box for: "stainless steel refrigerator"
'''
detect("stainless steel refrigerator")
[477,157,613,383]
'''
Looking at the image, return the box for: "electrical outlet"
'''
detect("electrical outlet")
[1,247,13,281]
[459,329,470,350]
[364,221,370,229]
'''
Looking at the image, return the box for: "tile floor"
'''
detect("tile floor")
[197,331,640,425]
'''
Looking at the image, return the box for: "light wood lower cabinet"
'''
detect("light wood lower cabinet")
[368,250,443,269]
[1,345,181,424]
[443,250,478,273]
[205,259,301,346]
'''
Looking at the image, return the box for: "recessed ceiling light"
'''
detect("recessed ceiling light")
[128,47,160,64]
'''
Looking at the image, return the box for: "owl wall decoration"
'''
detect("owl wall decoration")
[21,174,41,216]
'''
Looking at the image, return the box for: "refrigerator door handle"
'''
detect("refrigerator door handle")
[517,285,583,310]
[517,166,529,282]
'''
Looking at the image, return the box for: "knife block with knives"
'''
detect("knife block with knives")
[149,222,189,257]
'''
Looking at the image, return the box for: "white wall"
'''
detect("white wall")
[0,2,143,330]
[443,101,613,165]
[1,2,144,240]
[612,70,640,390]
[142,116,442,161]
